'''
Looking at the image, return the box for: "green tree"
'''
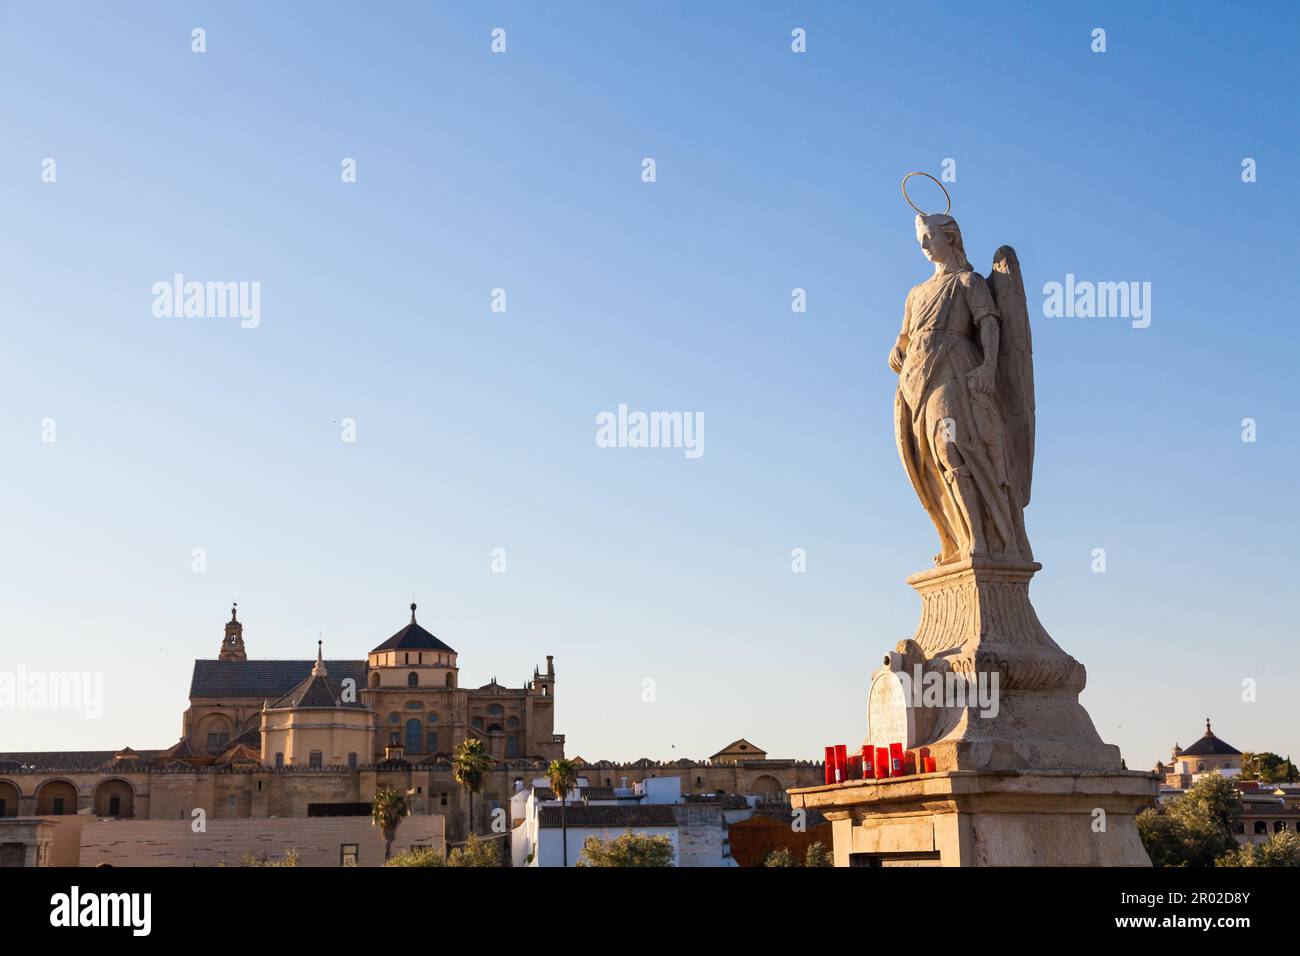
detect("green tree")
[804,841,833,867]
[1136,809,1191,868]
[547,757,579,867]
[1241,752,1298,784]
[1138,775,1242,867]
[1218,830,1300,867]
[452,738,492,837]
[371,787,409,863]
[763,847,797,867]
[386,846,446,867]
[447,833,504,867]
[1168,774,1241,856]
[577,830,675,867]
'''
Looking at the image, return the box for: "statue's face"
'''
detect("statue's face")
[916,220,951,264]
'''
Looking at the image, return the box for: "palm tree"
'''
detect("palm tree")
[452,738,492,837]
[547,757,579,867]
[371,786,408,862]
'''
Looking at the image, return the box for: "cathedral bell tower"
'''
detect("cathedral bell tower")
[219,604,247,662]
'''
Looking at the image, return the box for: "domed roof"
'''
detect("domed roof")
[369,603,456,655]
[1179,719,1241,757]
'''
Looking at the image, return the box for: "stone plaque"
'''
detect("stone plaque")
[867,667,916,751]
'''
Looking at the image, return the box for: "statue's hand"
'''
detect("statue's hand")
[888,347,905,374]
[967,363,995,396]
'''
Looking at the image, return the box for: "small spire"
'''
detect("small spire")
[1205,717,1213,736]
[312,639,327,677]
[410,601,417,624]
[231,602,238,622]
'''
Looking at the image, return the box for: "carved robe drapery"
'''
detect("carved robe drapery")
[892,266,1032,565]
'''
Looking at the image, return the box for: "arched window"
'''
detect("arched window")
[1276,820,1288,833]
[407,672,419,688]
[0,780,20,817]
[309,751,322,769]
[488,704,504,716]
[445,673,455,688]
[1254,821,1268,834]
[369,671,380,688]
[405,718,422,754]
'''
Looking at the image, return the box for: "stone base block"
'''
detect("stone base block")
[789,769,1157,867]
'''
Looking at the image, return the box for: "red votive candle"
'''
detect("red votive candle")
[923,755,937,773]
[875,746,890,779]
[834,744,848,783]
[847,755,862,780]
[860,745,875,779]
[824,746,836,785]
[889,742,904,776]
[904,750,918,775]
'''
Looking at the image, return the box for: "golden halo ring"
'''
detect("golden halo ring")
[901,171,951,216]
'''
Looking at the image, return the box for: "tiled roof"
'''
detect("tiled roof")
[1180,721,1242,757]
[538,805,677,828]
[189,660,366,699]
[269,670,368,710]
[223,725,261,751]
[533,786,617,801]
[0,750,164,772]
[370,621,455,655]
[214,744,262,767]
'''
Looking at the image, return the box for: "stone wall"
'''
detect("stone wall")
[76,816,445,867]
[0,759,824,844]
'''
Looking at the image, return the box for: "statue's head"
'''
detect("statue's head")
[915,214,970,270]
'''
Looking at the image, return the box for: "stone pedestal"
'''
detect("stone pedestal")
[790,770,1156,867]
[825,557,1159,866]
[870,558,1126,773]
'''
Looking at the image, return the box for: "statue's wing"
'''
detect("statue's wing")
[987,245,1035,507]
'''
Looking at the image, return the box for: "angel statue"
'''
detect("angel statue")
[889,173,1035,567]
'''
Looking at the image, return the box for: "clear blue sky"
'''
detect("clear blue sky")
[2,2,1296,770]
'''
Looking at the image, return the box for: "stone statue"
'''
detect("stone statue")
[888,194,1035,566]
[785,176,1157,867]
[861,173,1122,774]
